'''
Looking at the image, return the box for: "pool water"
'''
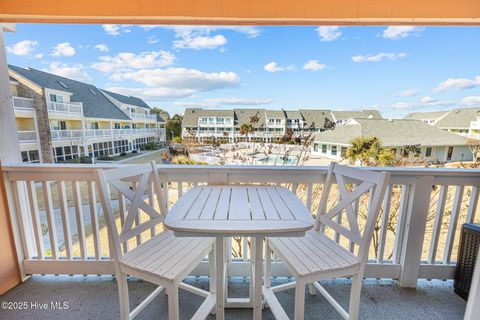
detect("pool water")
[257,155,298,165]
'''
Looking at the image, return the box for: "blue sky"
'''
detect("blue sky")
[4,24,480,117]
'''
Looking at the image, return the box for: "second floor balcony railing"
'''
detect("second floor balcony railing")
[12,96,34,110]
[128,111,157,121]
[50,128,165,140]
[17,130,37,142]
[47,101,83,116]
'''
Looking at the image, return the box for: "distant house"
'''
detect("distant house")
[181,107,382,142]
[405,107,480,138]
[311,118,472,162]
[331,110,382,125]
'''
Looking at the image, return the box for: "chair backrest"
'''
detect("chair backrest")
[315,163,390,261]
[95,161,165,260]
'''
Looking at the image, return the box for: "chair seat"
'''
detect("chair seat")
[120,230,214,282]
[268,230,359,277]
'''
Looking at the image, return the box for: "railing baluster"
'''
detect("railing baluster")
[88,181,101,260]
[393,184,409,264]
[26,181,44,259]
[11,181,31,259]
[377,184,393,263]
[148,181,156,237]
[42,181,58,259]
[306,183,313,212]
[57,181,73,259]
[443,185,464,265]
[177,181,183,198]
[466,186,479,224]
[132,181,142,246]
[72,181,87,259]
[428,185,448,264]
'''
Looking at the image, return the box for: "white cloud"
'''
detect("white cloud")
[420,96,437,103]
[6,40,39,57]
[91,50,175,73]
[382,26,423,40]
[143,26,261,38]
[148,36,159,44]
[394,88,419,97]
[108,67,240,99]
[102,24,131,36]
[303,60,327,71]
[316,26,342,42]
[51,42,76,57]
[391,98,452,110]
[264,62,295,73]
[460,96,480,107]
[174,34,227,50]
[44,62,91,82]
[94,43,109,52]
[174,97,273,108]
[352,52,406,62]
[434,76,480,92]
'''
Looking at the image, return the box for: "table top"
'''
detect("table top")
[164,185,315,237]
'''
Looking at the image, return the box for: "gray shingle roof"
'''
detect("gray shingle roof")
[182,108,235,127]
[434,108,480,129]
[265,110,285,118]
[283,110,303,119]
[9,65,130,121]
[300,109,334,130]
[314,119,467,147]
[234,109,266,128]
[101,89,150,109]
[332,110,383,120]
[403,111,448,120]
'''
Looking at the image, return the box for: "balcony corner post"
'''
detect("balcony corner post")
[398,175,434,288]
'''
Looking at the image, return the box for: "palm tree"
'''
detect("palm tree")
[345,136,395,166]
[239,123,253,142]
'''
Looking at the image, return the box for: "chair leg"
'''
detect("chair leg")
[265,244,271,288]
[208,249,217,315]
[348,275,363,320]
[294,279,306,320]
[117,273,130,320]
[168,285,180,320]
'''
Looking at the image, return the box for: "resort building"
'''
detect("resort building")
[311,118,473,162]
[404,107,480,138]
[9,65,166,163]
[182,108,381,142]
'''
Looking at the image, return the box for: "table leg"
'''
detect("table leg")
[215,237,225,320]
[252,237,264,320]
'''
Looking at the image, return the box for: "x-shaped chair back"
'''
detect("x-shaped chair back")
[96,161,165,260]
[315,163,390,262]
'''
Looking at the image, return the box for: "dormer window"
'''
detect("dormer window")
[49,94,64,103]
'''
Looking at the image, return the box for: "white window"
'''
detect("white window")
[49,94,64,103]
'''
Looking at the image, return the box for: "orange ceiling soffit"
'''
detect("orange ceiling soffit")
[0,0,479,25]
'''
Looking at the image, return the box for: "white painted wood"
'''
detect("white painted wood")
[72,181,87,259]
[252,237,263,320]
[94,162,215,320]
[377,184,392,263]
[392,185,409,264]
[399,176,434,287]
[443,186,464,265]
[464,246,480,320]
[428,185,448,264]
[266,163,390,320]
[87,181,101,260]
[42,181,58,259]
[57,181,73,260]
[25,181,44,259]
[466,186,479,224]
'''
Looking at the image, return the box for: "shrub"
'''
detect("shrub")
[171,155,207,165]
[172,136,182,144]
[97,155,114,161]
[80,156,92,164]
[132,150,138,154]
[120,152,127,157]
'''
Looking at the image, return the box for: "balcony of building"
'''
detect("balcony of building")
[47,101,83,117]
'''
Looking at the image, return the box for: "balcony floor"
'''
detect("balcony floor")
[0,276,465,319]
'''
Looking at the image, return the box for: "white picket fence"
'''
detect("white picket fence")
[3,164,480,287]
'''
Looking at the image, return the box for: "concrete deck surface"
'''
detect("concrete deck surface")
[0,276,465,319]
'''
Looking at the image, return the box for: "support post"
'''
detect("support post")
[398,175,434,287]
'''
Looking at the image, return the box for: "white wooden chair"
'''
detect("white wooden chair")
[95,161,216,320]
[264,163,390,320]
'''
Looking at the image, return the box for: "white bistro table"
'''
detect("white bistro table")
[164,185,315,320]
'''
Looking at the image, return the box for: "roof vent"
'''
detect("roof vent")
[89,88,97,95]
[58,80,68,89]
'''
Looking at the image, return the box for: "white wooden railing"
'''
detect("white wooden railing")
[17,130,37,142]
[2,164,480,287]
[47,101,83,116]
[51,128,164,140]
[128,110,157,121]
[12,97,34,110]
